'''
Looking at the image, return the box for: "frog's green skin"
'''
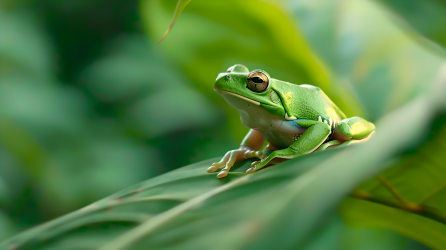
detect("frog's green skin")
[207,64,375,178]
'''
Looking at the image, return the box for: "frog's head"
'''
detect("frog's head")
[214,64,285,118]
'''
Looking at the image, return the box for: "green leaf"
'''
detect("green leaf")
[340,113,446,249]
[341,198,446,250]
[0,91,442,249]
[0,158,252,249]
[301,214,413,250]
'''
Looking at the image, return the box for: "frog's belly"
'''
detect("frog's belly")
[216,89,307,149]
[259,123,308,149]
[256,130,294,149]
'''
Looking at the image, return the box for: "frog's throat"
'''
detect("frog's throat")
[218,90,260,106]
[217,89,297,121]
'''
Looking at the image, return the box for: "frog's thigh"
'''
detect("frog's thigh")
[248,122,330,173]
[337,117,375,139]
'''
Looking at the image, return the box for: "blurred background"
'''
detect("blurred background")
[0,0,444,249]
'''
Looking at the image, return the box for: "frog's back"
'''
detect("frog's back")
[272,81,346,123]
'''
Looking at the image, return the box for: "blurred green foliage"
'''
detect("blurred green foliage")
[0,0,445,249]
[375,0,446,53]
[0,0,237,241]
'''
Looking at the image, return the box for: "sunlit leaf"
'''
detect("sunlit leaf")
[340,113,446,249]
[0,92,442,249]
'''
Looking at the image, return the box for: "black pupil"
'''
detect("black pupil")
[251,77,263,83]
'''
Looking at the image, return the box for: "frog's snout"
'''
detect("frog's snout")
[215,73,227,81]
[214,72,232,91]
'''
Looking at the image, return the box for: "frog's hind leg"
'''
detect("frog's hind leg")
[247,121,331,173]
[334,116,375,141]
[317,129,375,152]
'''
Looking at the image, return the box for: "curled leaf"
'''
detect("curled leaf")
[158,0,192,44]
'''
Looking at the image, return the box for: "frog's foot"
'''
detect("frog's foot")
[243,150,267,160]
[207,149,248,178]
[246,167,257,174]
[246,155,289,174]
[207,150,232,173]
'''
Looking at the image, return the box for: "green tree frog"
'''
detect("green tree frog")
[207,64,375,178]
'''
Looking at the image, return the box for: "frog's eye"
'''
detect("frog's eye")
[247,71,269,93]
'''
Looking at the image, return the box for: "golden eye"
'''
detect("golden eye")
[247,71,269,92]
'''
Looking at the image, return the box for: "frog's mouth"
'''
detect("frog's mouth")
[215,89,260,106]
[215,87,297,121]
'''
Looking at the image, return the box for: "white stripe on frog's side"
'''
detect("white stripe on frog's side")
[221,91,260,106]
[285,113,297,121]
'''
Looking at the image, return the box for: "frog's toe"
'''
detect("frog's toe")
[217,171,229,178]
[246,161,262,174]
[251,160,261,168]
[244,150,267,160]
[246,167,257,174]
[206,166,217,173]
[207,163,222,173]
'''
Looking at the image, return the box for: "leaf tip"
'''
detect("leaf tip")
[157,0,191,44]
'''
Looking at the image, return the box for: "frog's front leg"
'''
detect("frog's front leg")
[246,120,331,174]
[207,129,265,178]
